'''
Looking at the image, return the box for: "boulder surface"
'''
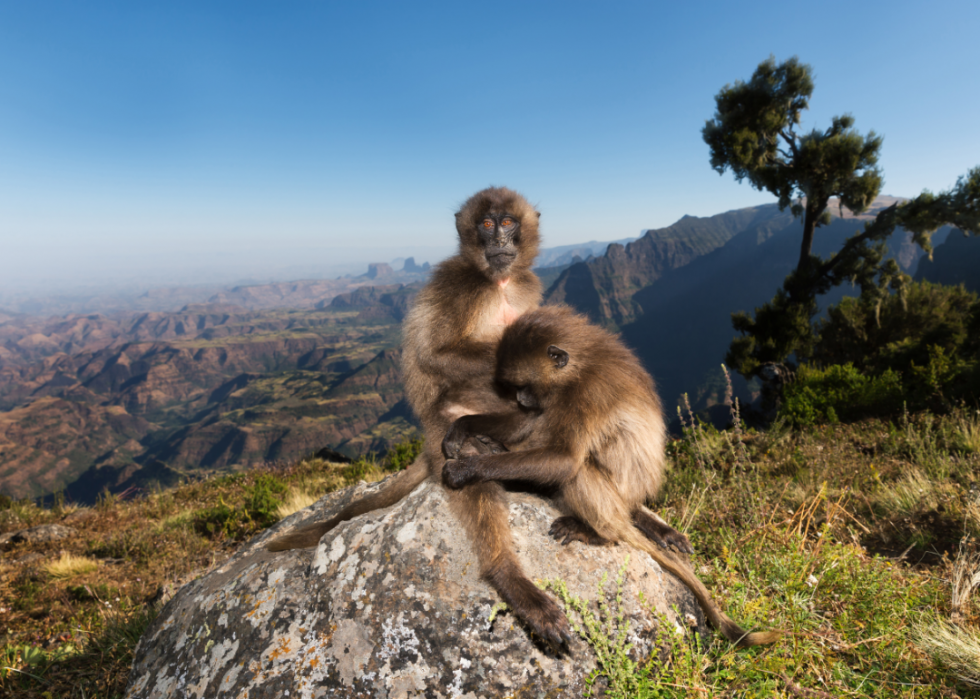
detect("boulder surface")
[125,478,705,698]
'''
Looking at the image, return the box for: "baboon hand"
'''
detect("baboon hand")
[475,434,507,455]
[441,457,481,490]
[548,516,610,547]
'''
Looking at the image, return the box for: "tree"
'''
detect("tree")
[703,56,883,276]
[703,56,980,385]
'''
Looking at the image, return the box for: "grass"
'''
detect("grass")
[0,451,406,698]
[43,554,98,580]
[275,488,320,519]
[3,410,980,696]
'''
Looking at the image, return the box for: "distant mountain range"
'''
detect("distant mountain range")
[544,197,957,410]
[1,199,974,503]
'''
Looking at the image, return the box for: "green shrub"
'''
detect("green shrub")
[385,437,423,471]
[781,363,904,426]
[242,473,289,528]
[192,500,241,539]
[192,473,288,539]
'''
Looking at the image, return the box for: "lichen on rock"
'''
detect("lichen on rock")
[125,477,704,698]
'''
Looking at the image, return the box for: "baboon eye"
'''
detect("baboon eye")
[482,219,494,229]
[501,217,514,227]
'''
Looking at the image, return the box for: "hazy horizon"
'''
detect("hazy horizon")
[2,1,978,299]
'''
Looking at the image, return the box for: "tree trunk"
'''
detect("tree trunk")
[797,205,817,274]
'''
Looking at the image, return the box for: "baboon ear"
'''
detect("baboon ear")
[547,345,569,368]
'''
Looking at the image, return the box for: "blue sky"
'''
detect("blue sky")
[1,0,978,296]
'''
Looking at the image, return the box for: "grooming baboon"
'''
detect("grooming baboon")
[442,305,780,647]
[266,187,574,644]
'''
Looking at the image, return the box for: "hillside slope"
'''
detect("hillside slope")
[547,198,955,410]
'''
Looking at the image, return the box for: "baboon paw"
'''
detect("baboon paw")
[522,595,573,649]
[441,458,479,490]
[548,516,610,547]
[661,528,695,554]
[633,511,695,554]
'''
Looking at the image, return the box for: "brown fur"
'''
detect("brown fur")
[265,188,570,645]
[442,306,780,647]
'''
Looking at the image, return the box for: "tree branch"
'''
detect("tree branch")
[780,129,800,158]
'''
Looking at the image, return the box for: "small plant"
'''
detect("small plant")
[385,437,423,471]
[542,559,645,698]
[191,473,288,539]
[874,468,943,518]
[44,553,99,580]
[242,473,289,528]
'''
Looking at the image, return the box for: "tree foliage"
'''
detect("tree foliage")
[703,56,883,273]
[725,168,980,380]
[705,56,980,384]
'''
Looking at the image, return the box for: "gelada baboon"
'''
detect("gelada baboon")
[266,188,571,641]
[442,305,780,647]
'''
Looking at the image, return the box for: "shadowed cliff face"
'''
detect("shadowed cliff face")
[545,206,775,328]
[546,200,955,415]
[915,229,980,293]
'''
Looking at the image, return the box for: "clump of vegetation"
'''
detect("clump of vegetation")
[43,553,99,580]
[275,488,320,520]
[0,439,420,697]
[780,362,904,426]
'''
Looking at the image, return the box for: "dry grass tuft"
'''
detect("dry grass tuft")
[912,617,980,687]
[44,553,99,580]
[952,541,980,617]
[275,489,320,520]
[875,468,944,517]
[956,410,980,454]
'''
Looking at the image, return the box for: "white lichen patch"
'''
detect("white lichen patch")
[328,535,346,562]
[326,618,375,685]
[395,521,417,545]
[184,638,239,698]
[379,614,421,662]
[268,566,288,588]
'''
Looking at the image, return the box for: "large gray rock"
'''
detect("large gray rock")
[125,478,705,698]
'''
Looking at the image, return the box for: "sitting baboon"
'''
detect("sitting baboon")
[442,305,779,647]
[269,187,578,645]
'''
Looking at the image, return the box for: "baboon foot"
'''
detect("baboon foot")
[549,516,611,547]
[444,428,507,460]
[510,581,573,649]
[457,434,506,458]
[633,510,694,554]
[487,564,572,650]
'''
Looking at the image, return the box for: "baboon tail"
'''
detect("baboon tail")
[622,528,780,648]
[266,455,431,552]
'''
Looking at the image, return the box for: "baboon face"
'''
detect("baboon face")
[496,314,571,410]
[455,187,540,278]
